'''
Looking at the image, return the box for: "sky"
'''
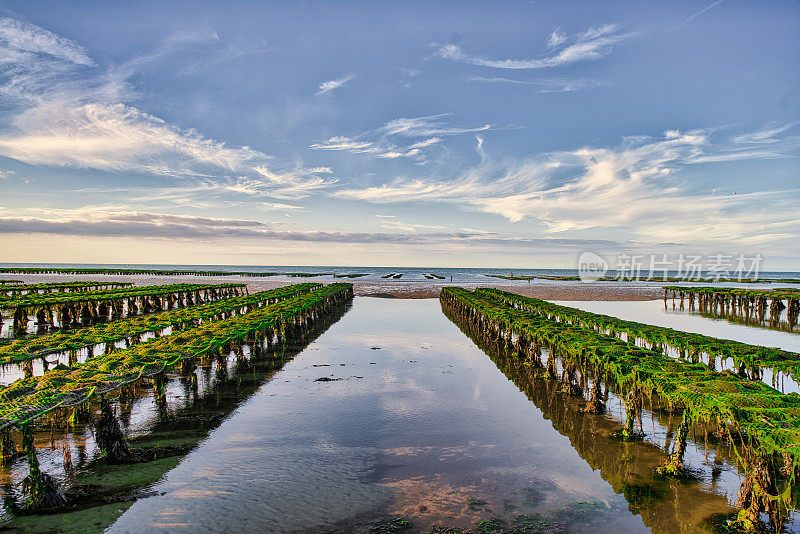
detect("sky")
[0,0,798,269]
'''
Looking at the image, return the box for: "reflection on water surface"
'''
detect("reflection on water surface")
[5,297,796,532]
[109,297,772,533]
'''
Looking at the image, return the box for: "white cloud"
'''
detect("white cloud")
[308,136,421,160]
[336,128,800,246]
[379,114,491,137]
[0,17,94,66]
[0,170,13,179]
[435,24,634,69]
[309,136,380,154]
[377,218,445,232]
[467,76,613,93]
[263,202,305,211]
[0,17,332,199]
[730,121,799,144]
[0,101,266,172]
[689,150,793,163]
[316,74,355,95]
[377,148,420,159]
[309,115,491,162]
[547,28,567,49]
[408,137,441,149]
[475,135,487,162]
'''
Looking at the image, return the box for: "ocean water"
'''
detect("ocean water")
[1,262,798,285]
[106,298,742,533]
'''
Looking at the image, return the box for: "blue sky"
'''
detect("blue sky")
[0,1,798,268]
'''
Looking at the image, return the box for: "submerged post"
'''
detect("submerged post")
[19,424,68,511]
[655,411,689,476]
[93,397,132,463]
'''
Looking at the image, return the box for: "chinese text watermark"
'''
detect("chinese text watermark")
[577,252,763,282]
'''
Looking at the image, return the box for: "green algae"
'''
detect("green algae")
[0,282,131,298]
[440,287,800,530]
[0,283,321,365]
[0,283,247,332]
[0,283,245,310]
[478,287,800,387]
[428,501,609,534]
[666,285,800,336]
[370,517,415,533]
[442,300,743,533]
[0,284,353,430]
[1,299,351,532]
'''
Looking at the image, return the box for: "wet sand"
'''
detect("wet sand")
[2,273,664,301]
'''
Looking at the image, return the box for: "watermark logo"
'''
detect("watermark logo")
[578,251,609,282]
[576,252,763,282]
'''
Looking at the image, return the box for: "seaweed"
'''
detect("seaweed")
[0,282,247,332]
[370,517,414,533]
[0,283,321,365]
[666,286,800,334]
[0,281,131,297]
[440,287,800,529]
[0,283,353,430]
[479,287,800,386]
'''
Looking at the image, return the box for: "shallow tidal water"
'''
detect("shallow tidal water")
[5,296,798,532]
[100,296,747,534]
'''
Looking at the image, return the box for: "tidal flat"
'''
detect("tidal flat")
[3,294,796,533]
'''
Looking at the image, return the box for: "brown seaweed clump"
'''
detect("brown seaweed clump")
[19,424,68,512]
[93,397,132,463]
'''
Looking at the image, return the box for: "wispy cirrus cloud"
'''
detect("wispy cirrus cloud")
[546,28,567,49]
[316,74,355,95]
[730,121,799,144]
[374,215,444,233]
[435,24,635,70]
[309,114,490,162]
[309,136,421,159]
[0,17,94,66]
[0,17,332,198]
[688,122,800,163]
[0,101,265,172]
[262,202,305,212]
[467,76,613,93]
[378,114,491,137]
[336,126,800,246]
[408,137,441,149]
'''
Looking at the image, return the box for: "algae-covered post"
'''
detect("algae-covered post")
[439,287,800,531]
[0,283,322,370]
[478,287,800,389]
[0,283,247,333]
[19,424,68,512]
[0,283,354,431]
[666,286,800,332]
[94,397,132,463]
[0,283,354,515]
[0,281,132,297]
